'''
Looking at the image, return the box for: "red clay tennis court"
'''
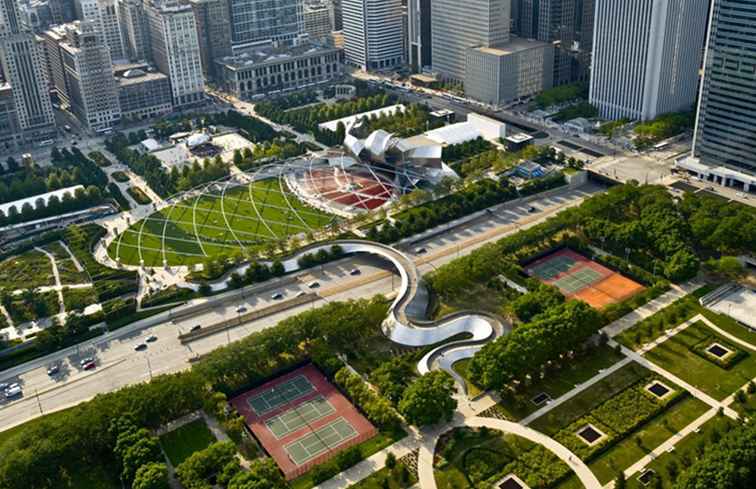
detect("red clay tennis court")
[524,248,644,309]
[230,364,377,480]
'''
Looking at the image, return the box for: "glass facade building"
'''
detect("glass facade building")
[693,0,756,174]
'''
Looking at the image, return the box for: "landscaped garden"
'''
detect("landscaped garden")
[434,427,571,489]
[0,249,54,290]
[643,320,756,400]
[528,361,708,485]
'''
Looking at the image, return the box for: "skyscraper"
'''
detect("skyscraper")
[228,0,304,47]
[59,21,121,131]
[0,0,56,140]
[682,0,756,187]
[407,0,430,72]
[118,0,150,61]
[430,0,510,81]
[514,0,593,84]
[590,0,709,121]
[188,0,232,80]
[342,0,403,70]
[145,0,205,108]
[75,0,126,61]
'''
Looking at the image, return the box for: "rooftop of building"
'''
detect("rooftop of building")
[114,63,167,85]
[218,41,338,69]
[472,37,553,56]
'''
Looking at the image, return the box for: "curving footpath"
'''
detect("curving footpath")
[417,416,602,489]
[277,240,506,381]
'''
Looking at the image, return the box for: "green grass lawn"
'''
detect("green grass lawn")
[530,362,649,435]
[62,287,98,312]
[159,418,216,467]
[496,345,625,421]
[583,396,708,484]
[623,415,737,489]
[347,465,417,489]
[110,178,335,267]
[731,388,756,418]
[111,171,130,182]
[0,249,55,290]
[127,186,152,205]
[644,321,756,400]
[452,359,484,398]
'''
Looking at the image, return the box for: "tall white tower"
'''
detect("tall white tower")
[0,0,56,138]
[342,0,404,71]
[589,0,709,121]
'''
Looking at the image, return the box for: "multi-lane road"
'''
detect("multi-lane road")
[0,183,602,432]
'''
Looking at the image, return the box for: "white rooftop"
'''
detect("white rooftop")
[319,104,406,132]
[0,185,84,216]
[425,113,506,145]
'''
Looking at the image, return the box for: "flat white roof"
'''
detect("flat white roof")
[707,286,756,331]
[0,185,84,216]
[318,104,406,132]
[425,122,485,145]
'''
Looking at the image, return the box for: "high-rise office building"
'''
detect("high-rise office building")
[514,0,593,84]
[590,0,708,121]
[187,0,232,79]
[97,0,126,61]
[228,0,304,47]
[678,0,756,190]
[0,81,22,151]
[0,0,56,140]
[303,0,333,41]
[41,23,71,103]
[342,0,403,70]
[59,21,121,131]
[407,0,430,72]
[145,0,204,108]
[75,0,126,61]
[118,0,150,61]
[430,0,510,81]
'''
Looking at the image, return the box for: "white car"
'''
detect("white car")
[296,290,307,298]
[4,385,22,398]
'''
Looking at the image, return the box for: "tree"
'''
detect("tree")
[399,371,457,426]
[121,435,162,482]
[664,249,700,282]
[132,462,169,489]
[614,472,626,489]
[385,452,397,470]
[704,256,745,281]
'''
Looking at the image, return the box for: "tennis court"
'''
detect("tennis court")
[248,375,315,416]
[230,364,378,480]
[525,248,644,309]
[266,396,336,439]
[285,417,359,465]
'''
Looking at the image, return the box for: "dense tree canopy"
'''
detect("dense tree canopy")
[674,422,756,489]
[469,300,602,389]
[398,371,457,426]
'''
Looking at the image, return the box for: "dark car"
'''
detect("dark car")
[190,325,202,332]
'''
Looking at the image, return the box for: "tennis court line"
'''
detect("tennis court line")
[265,396,335,439]
[284,417,358,466]
[248,375,315,416]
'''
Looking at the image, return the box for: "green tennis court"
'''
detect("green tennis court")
[285,418,358,466]
[529,254,579,280]
[552,267,605,294]
[248,375,315,416]
[265,396,336,439]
